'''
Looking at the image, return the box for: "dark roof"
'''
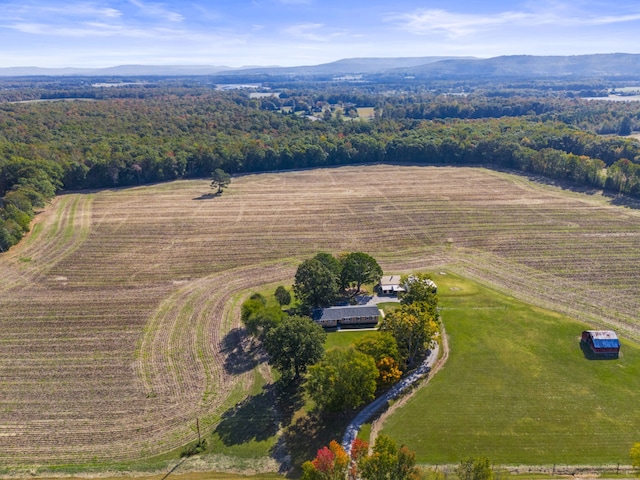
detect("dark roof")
[313,305,380,322]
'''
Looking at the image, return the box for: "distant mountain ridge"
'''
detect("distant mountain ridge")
[392,53,640,77]
[2,54,640,78]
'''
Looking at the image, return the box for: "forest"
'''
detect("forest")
[2,80,640,252]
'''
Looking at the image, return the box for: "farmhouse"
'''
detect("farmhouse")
[312,305,381,328]
[581,330,620,357]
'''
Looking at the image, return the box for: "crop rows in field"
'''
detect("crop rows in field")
[1,165,640,465]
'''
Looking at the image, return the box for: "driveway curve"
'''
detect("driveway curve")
[341,342,440,455]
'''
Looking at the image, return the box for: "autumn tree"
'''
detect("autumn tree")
[301,440,350,480]
[263,315,326,382]
[354,332,400,364]
[354,332,403,389]
[379,302,439,367]
[306,348,378,412]
[358,434,421,480]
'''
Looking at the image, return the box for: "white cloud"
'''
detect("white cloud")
[284,23,347,42]
[128,0,184,22]
[386,5,640,37]
[284,23,326,41]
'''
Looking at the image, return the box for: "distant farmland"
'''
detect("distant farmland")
[1,165,640,466]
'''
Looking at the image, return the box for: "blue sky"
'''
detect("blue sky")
[2,0,640,67]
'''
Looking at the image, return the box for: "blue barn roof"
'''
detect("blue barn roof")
[586,330,620,349]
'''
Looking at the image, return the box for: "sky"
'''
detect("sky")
[1,0,640,68]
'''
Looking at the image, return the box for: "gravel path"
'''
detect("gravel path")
[341,342,440,455]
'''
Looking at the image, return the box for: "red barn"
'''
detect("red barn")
[581,330,620,357]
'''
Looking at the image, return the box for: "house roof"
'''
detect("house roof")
[313,305,381,322]
[380,275,401,286]
[585,330,620,349]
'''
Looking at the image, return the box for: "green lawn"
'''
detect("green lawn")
[381,272,640,465]
[325,330,373,350]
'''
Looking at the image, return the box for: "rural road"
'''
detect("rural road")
[341,342,440,455]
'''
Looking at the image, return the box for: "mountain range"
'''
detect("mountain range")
[2,53,640,78]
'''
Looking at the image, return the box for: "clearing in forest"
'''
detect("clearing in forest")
[1,165,640,467]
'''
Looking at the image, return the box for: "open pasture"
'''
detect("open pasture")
[1,165,640,467]
[381,273,640,464]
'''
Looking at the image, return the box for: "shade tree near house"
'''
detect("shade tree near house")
[354,332,403,389]
[379,302,440,368]
[292,252,382,309]
[305,348,378,413]
[399,273,438,308]
[293,258,340,310]
[263,314,326,382]
[339,252,383,297]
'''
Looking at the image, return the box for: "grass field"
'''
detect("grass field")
[2,165,640,470]
[381,272,640,465]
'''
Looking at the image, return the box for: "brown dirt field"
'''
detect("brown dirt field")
[2,165,640,467]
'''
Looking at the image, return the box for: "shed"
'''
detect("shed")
[312,305,381,328]
[581,330,620,357]
[378,275,405,295]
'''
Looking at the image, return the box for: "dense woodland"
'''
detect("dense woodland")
[2,80,640,251]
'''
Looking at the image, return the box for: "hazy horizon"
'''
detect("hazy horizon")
[1,0,640,68]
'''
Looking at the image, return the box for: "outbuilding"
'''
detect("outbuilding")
[378,275,405,295]
[581,330,620,357]
[312,305,381,328]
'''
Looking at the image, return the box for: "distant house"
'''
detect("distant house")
[581,330,620,357]
[378,275,405,295]
[312,305,381,328]
[378,274,437,295]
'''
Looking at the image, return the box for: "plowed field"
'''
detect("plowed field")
[1,165,640,466]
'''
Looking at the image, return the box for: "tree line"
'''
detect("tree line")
[3,89,640,251]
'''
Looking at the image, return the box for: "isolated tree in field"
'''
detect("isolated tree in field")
[631,442,640,470]
[293,258,339,309]
[263,315,326,382]
[379,302,439,367]
[274,285,291,307]
[306,348,378,412]
[340,252,383,296]
[457,457,493,480]
[358,434,421,480]
[210,168,230,193]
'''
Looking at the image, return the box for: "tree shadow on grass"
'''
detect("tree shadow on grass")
[193,192,221,200]
[282,410,350,473]
[221,327,267,375]
[215,383,279,446]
